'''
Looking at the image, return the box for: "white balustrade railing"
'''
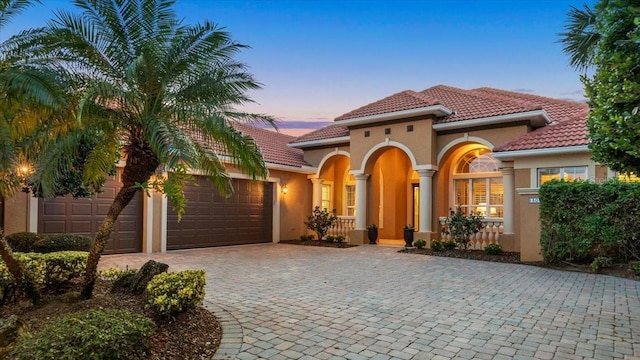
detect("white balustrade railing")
[438,217,504,249]
[328,216,355,241]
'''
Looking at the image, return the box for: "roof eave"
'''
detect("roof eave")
[266,162,317,174]
[289,136,351,149]
[335,105,452,126]
[492,145,590,160]
[431,110,551,131]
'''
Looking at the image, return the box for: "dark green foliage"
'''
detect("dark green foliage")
[430,241,443,252]
[539,180,640,263]
[304,206,338,241]
[591,256,613,273]
[484,243,503,255]
[440,207,484,250]
[325,235,336,243]
[442,240,457,250]
[560,0,640,174]
[630,261,640,276]
[413,239,427,249]
[12,309,155,360]
[5,232,44,252]
[334,235,345,243]
[299,234,314,241]
[34,234,92,253]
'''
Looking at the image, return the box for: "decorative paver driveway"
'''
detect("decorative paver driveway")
[101,244,640,360]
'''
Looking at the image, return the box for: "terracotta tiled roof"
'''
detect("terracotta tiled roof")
[472,87,589,124]
[334,90,441,121]
[421,85,542,123]
[290,124,349,144]
[188,124,309,168]
[493,115,589,152]
[233,124,310,167]
[292,85,590,150]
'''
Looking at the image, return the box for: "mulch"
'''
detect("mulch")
[279,239,359,248]
[1,279,222,359]
[400,247,640,281]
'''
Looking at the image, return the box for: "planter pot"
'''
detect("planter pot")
[367,228,378,244]
[403,229,414,247]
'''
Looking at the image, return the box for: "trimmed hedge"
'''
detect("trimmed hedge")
[5,232,92,253]
[146,270,206,317]
[0,251,88,297]
[5,232,44,253]
[12,309,155,360]
[539,180,640,263]
[35,234,92,253]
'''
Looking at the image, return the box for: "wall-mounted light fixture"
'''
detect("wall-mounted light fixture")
[281,184,288,195]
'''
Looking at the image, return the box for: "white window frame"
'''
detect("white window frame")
[344,184,356,216]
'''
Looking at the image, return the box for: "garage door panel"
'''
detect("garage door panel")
[39,171,142,254]
[168,177,273,250]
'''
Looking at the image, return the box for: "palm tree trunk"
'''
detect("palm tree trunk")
[81,137,159,299]
[81,184,139,299]
[0,231,40,304]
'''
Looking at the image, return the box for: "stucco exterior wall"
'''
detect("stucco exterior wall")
[436,125,530,161]
[269,169,312,241]
[348,117,436,172]
[302,146,350,169]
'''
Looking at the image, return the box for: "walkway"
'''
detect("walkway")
[100,244,640,360]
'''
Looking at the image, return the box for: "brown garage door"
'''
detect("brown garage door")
[167,177,273,250]
[38,171,143,254]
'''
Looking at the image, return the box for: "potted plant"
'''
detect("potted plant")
[403,225,415,247]
[366,224,378,244]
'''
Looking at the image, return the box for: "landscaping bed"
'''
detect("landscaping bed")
[400,248,640,281]
[280,239,359,248]
[1,279,222,359]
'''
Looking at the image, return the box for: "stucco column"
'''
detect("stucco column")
[310,177,324,210]
[417,169,436,232]
[354,174,370,230]
[501,163,515,234]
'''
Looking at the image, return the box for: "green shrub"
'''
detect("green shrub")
[440,207,484,250]
[335,235,345,243]
[591,256,613,273]
[442,240,457,250]
[484,243,503,255]
[12,309,155,360]
[0,251,88,289]
[299,234,314,241]
[325,235,336,243]
[413,239,427,249]
[540,180,640,263]
[304,206,338,241]
[99,266,137,281]
[146,270,206,317]
[5,232,44,252]
[35,234,92,253]
[629,262,640,276]
[430,241,443,252]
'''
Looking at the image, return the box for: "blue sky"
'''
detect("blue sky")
[1,0,595,135]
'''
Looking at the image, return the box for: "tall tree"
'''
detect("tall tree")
[559,0,640,174]
[6,0,274,298]
[0,0,45,305]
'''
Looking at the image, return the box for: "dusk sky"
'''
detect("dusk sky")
[1,0,596,136]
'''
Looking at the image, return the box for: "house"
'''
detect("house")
[1,85,605,261]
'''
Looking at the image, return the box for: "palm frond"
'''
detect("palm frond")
[0,0,40,30]
[558,5,599,71]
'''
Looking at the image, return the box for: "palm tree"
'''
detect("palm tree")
[0,0,46,305]
[558,4,600,71]
[7,0,274,298]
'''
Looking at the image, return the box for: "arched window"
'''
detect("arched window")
[453,148,503,218]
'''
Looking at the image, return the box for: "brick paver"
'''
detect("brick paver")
[100,244,640,359]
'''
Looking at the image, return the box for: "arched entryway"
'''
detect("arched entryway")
[363,147,415,240]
